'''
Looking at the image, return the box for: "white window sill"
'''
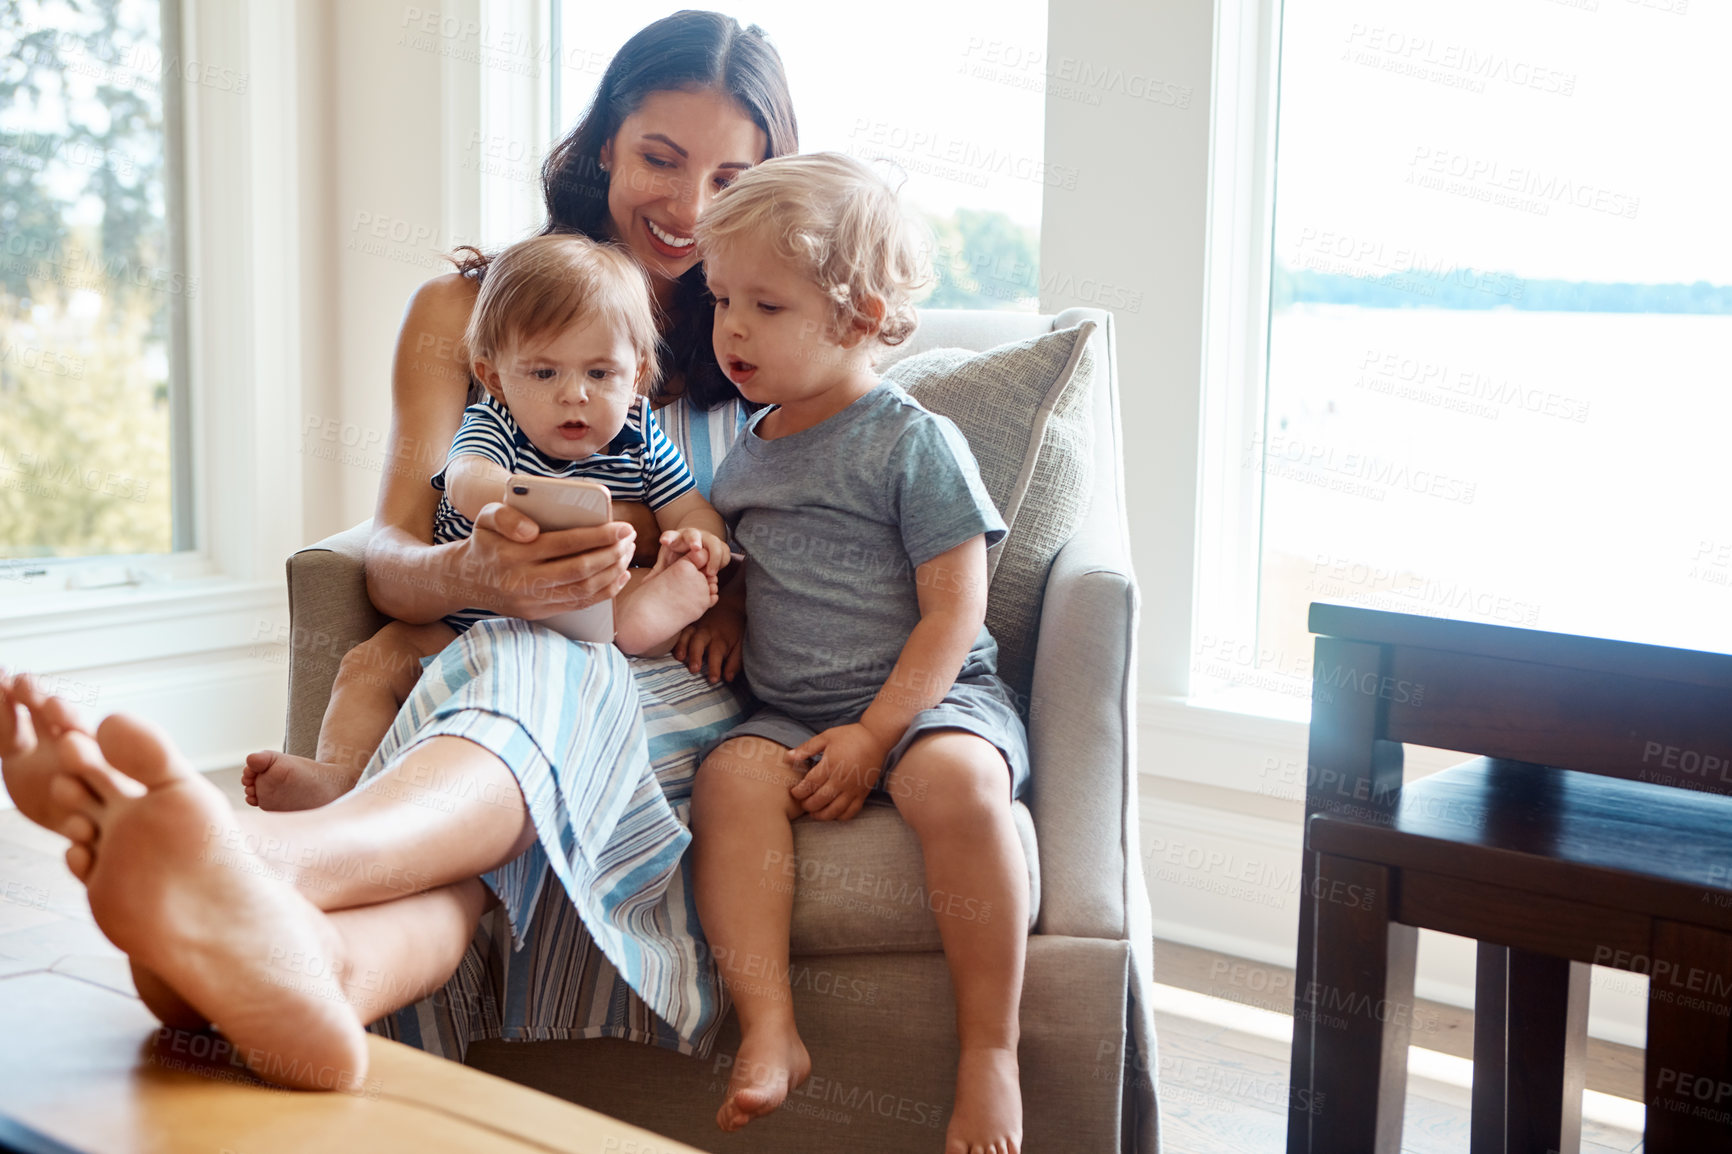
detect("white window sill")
[0,575,287,672]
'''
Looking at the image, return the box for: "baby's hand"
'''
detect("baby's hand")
[786,724,891,822]
[659,527,730,579]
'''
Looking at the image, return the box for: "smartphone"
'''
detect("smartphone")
[503,475,615,644]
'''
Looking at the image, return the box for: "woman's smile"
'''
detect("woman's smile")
[644,218,695,257]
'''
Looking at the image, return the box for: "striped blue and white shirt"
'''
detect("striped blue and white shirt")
[432,392,696,632]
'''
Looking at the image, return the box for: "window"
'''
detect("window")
[0,0,189,568]
[549,1,1049,309]
[1205,0,1731,714]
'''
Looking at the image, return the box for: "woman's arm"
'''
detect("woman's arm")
[363,273,635,624]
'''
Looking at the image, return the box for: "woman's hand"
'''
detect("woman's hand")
[786,724,891,822]
[673,598,745,684]
[461,503,636,619]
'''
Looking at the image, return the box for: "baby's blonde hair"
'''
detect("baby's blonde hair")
[695,152,930,345]
[465,233,660,390]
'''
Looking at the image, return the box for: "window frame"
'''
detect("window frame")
[0,0,303,673]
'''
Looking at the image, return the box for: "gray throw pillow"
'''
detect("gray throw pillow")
[882,321,1097,700]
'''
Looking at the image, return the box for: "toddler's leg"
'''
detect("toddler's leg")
[890,731,1028,1154]
[691,735,812,1131]
[243,621,455,811]
[613,542,718,657]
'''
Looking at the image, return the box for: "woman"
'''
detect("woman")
[0,10,799,1090]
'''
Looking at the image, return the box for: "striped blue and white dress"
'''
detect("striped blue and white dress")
[362,394,751,1059]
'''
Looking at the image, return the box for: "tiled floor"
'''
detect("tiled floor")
[0,768,1648,1153]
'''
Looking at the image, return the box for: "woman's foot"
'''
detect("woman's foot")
[717,1019,811,1131]
[614,554,719,656]
[53,712,370,1090]
[131,961,211,1031]
[243,750,361,811]
[946,1045,1023,1154]
[0,672,97,832]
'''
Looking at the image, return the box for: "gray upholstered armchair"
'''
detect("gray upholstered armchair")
[282,307,1158,1153]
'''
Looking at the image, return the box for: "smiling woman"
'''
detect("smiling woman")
[597,89,765,299]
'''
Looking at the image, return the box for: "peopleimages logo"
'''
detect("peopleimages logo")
[1246,431,1478,505]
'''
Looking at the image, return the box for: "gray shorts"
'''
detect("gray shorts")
[704,673,1031,801]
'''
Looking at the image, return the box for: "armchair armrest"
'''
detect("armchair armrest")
[1026,509,1139,940]
[283,520,387,757]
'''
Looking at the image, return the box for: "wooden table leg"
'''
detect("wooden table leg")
[1470,943,1507,1154]
[1307,852,1416,1154]
[1645,920,1732,1152]
[1289,637,1404,1154]
[1471,944,1588,1154]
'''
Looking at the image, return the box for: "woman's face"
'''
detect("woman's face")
[599,87,768,289]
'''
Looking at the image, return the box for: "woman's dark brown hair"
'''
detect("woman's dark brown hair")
[455,11,798,410]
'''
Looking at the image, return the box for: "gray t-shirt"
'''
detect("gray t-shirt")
[710,381,1008,725]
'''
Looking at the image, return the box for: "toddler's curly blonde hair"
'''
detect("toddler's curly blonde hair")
[694,152,931,346]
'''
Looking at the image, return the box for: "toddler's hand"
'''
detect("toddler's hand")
[787,724,891,822]
[673,601,745,684]
[659,527,731,578]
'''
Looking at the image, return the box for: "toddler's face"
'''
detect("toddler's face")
[478,315,641,461]
[705,243,858,408]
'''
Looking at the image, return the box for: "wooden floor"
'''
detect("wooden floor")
[0,768,1648,1153]
[1150,937,1646,1153]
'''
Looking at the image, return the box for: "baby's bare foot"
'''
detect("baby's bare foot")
[946,1045,1023,1154]
[717,1021,811,1132]
[243,751,360,811]
[54,712,369,1090]
[614,557,719,656]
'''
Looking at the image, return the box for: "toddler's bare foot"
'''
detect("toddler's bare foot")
[946,1045,1023,1154]
[717,1020,811,1131]
[0,672,97,831]
[614,556,719,656]
[243,751,360,811]
[53,712,369,1090]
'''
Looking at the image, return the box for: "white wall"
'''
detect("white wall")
[304,1,478,539]
[1041,0,1213,702]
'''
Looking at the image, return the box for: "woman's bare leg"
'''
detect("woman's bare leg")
[691,735,813,1131]
[248,732,538,910]
[326,877,491,1025]
[11,670,533,922]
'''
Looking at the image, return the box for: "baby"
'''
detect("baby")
[245,233,729,811]
[689,153,1030,1154]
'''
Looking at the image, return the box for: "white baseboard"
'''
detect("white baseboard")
[1139,787,1648,1048]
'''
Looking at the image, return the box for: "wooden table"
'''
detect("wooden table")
[0,967,710,1153]
[1284,603,1732,1154]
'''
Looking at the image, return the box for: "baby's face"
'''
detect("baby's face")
[481,316,641,461]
